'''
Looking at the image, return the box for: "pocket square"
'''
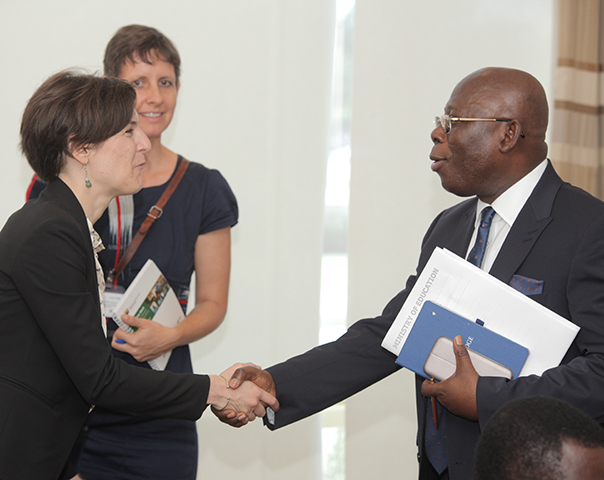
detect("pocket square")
[509,275,543,295]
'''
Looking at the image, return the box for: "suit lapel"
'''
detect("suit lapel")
[441,199,477,260]
[489,161,563,283]
[489,209,551,283]
[43,179,102,312]
[451,203,476,258]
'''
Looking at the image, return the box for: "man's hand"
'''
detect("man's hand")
[421,335,479,421]
[212,366,276,427]
[219,363,263,384]
[228,366,276,396]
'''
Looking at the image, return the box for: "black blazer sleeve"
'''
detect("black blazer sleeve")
[13,206,209,417]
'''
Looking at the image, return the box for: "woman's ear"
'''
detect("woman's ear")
[68,138,91,166]
[69,146,90,165]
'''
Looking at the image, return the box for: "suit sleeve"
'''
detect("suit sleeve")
[477,210,604,426]
[13,213,209,420]
[266,278,415,429]
[265,211,454,429]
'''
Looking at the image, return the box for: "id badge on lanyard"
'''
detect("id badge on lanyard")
[104,283,125,318]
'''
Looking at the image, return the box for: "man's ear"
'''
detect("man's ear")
[499,120,522,153]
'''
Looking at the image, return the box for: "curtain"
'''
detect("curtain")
[550,0,604,198]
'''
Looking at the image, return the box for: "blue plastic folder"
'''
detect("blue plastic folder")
[396,301,529,380]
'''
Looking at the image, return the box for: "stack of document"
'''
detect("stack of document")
[381,248,579,377]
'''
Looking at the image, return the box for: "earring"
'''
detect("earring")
[84,165,92,188]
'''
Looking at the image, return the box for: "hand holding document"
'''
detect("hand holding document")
[399,301,529,381]
[382,248,579,377]
[110,259,185,371]
[421,335,480,420]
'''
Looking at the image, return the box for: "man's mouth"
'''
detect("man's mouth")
[430,156,446,171]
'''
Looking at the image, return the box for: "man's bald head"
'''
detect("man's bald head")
[457,67,548,136]
[430,67,550,202]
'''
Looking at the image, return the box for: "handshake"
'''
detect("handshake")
[207,364,277,427]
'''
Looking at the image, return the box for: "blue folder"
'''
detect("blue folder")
[396,301,529,380]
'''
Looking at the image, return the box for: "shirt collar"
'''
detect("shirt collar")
[475,159,548,227]
[86,217,105,254]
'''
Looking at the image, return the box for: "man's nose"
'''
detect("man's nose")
[431,124,446,145]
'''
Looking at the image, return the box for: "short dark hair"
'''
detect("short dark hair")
[20,70,137,182]
[473,396,604,480]
[104,24,181,84]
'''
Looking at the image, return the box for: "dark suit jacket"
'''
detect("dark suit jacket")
[265,161,604,480]
[0,179,210,480]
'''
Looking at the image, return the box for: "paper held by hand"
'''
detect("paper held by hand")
[381,247,579,377]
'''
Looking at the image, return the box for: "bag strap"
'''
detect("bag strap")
[106,158,190,285]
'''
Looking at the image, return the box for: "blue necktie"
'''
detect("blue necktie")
[424,206,495,473]
[424,398,447,473]
[467,206,495,268]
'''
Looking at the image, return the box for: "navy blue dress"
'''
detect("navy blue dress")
[53,156,237,479]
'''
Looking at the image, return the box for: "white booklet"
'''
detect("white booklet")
[111,259,185,371]
[381,248,579,377]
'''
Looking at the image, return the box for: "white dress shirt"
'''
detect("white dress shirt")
[466,159,548,272]
[86,217,107,337]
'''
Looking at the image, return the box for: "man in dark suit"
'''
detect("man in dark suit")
[216,67,604,480]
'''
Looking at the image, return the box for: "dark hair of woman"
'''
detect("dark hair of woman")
[20,70,136,182]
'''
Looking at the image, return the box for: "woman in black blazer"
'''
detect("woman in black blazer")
[0,71,277,480]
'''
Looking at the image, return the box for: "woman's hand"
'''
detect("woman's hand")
[207,373,279,422]
[112,314,179,362]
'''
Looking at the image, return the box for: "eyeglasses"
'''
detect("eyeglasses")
[434,114,513,134]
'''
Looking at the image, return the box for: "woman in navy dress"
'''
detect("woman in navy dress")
[83,25,238,480]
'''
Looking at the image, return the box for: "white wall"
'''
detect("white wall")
[0,1,334,479]
[0,1,556,479]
